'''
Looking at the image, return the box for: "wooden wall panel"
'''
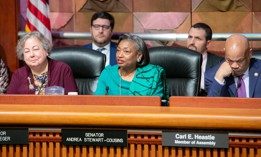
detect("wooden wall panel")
[0,0,19,75]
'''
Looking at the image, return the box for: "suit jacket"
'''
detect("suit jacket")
[206,52,224,71]
[199,52,223,96]
[83,42,117,66]
[205,58,261,97]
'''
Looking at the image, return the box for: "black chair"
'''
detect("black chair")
[49,46,106,95]
[252,50,261,60]
[148,46,202,96]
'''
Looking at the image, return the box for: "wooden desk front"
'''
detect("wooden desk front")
[170,96,261,108]
[0,94,161,106]
[0,95,260,157]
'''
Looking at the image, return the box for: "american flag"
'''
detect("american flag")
[25,0,52,43]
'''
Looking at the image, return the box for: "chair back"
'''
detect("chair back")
[148,46,202,96]
[50,46,106,95]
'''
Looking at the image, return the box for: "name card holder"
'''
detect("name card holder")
[62,129,128,147]
[0,128,28,145]
[162,131,229,149]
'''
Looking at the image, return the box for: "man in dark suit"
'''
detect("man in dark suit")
[83,11,117,66]
[187,22,223,96]
[205,34,261,97]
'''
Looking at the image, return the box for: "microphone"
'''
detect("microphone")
[105,86,109,95]
[27,77,34,90]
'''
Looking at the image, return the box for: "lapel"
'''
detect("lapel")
[83,43,92,49]
[248,59,261,97]
[226,75,237,97]
[206,52,224,71]
[206,53,211,70]
[109,42,118,65]
[206,53,212,70]
[206,53,218,70]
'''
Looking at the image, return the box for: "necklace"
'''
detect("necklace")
[29,63,48,94]
[119,69,136,81]
[33,72,48,95]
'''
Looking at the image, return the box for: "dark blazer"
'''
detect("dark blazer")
[83,42,117,65]
[199,52,223,96]
[205,58,261,97]
[206,52,224,71]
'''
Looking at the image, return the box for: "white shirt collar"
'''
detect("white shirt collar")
[92,43,111,66]
[92,43,111,51]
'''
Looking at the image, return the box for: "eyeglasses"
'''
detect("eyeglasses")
[92,24,111,30]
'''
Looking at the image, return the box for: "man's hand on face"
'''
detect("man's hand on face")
[215,61,233,82]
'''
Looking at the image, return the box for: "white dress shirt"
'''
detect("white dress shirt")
[201,52,207,90]
[93,43,111,67]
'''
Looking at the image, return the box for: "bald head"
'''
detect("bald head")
[225,34,249,56]
[225,34,252,76]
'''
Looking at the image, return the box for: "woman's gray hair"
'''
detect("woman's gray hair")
[16,31,52,60]
[118,34,150,67]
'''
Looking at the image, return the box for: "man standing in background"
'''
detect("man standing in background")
[187,22,223,96]
[83,11,117,66]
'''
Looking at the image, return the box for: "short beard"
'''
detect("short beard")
[188,45,197,51]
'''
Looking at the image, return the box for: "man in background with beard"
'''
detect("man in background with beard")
[83,11,117,66]
[186,22,223,96]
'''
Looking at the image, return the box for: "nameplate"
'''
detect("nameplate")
[162,131,228,148]
[0,128,28,145]
[62,129,128,147]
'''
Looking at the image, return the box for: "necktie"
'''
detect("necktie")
[97,48,105,53]
[237,75,246,97]
[97,48,108,66]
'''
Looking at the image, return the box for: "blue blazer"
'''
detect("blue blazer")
[83,42,118,66]
[205,58,261,97]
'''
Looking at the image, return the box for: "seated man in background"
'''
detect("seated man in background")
[0,58,9,94]
[205,34,261,97]
[7,31,77,95]
[83,11,117,66]
[187,22,223,96]
[94,34,169,101]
